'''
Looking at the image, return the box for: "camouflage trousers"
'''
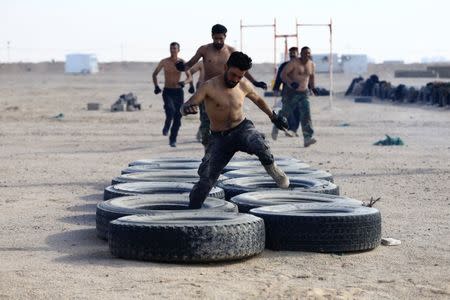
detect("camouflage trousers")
[278,91,314,139]
[198,102,211,146]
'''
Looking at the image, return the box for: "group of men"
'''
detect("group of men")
[151,24,317,208]
[272,46,317,147]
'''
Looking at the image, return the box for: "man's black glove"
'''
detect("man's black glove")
[290,82,299,90]
[254,81,267,90]
[154,85,162,94]
[178,81,185,88]
[271,110,288,130]
[188,83,195,94]
[181,104,199,116]
[175,60,186,71]
[311,87,319,96]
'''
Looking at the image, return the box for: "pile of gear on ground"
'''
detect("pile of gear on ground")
[94,156,382,263]
[346,75,450,107]
[110,92,142,112]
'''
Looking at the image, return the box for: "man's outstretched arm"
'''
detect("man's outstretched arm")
[244,72,267,90]
[246,85,288,130]
[180,82,208,115]
[152,60,164,94]
[176,47,204,71]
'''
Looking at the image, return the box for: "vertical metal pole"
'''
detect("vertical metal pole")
[295,19,299,49]
[329,18,333,107]
[284,37,288,61]
[7,41,10,62]
[273,18,277,77]
[240,19,243,51]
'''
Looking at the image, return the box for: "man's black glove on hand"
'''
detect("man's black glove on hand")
[254,81,267,90]
[188,83,195,94]
[178,81,185,88]
[154,86,162,94]
[290,82,299,90]
[175,61,186,71]
[311,87,319,96]
[182,104,199,116]
[271,111,288,130]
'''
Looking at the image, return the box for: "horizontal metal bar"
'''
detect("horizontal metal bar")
[297,23,331,27]
[241,24,275,28]
[275,34,297,38]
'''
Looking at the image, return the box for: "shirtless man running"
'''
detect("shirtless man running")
[180,51,290,209]
[152,42,192,147]
[176,24,267,148]
[281,46,317,147]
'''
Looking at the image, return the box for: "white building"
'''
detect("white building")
[65,54,98,74]
[312,53,340,73]
[341,54,368,74]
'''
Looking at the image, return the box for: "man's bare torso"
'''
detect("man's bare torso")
[160,57,183,88]
[202,75,252,131]
[288,59,315,92]
[201,44,235,81]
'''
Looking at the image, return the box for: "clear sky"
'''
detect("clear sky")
[1,0,448,63]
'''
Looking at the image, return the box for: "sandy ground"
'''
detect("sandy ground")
[0,64,449,299]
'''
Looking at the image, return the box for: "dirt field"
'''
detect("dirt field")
[0,63,449,299]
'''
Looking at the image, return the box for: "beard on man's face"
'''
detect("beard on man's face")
[224,72,238,88]
[213,43,224,50]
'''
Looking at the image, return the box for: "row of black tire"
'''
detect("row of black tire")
[96,157,382,262]
[346,75,450,107]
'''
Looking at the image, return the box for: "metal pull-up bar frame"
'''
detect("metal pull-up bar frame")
[240,18,299,77]
[240,18,333,107]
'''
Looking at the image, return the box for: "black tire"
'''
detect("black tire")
[103,182,224,200]
[108,212,265,262]
[251,203,381,252]
[129,158,201,166]
[217,176,339,200]
[230,191,361,213]
[111,170,227,185]
[355,96,372,103]
[122,162,200,174]
[223,167,333,182]
[222,160,309,173]
[96,194,237,240]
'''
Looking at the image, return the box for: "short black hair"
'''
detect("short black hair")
[227,51,252,71]
[211,24,227,35]
[170,42,180,49]
[289,47,298,52]
[301,46,310,52]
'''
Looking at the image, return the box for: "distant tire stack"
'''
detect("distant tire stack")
[94,156,381,263]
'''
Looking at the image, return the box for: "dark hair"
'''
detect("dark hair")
[289,47,298,52]
[211,24,227,35]
[301,46,310,52]
[227,51,252,71]
[170,42,180,48]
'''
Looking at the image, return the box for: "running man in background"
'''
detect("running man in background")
[281,46,318,147]
[272,46,301,140]
[152,42,192,147]
[176,24,267,149]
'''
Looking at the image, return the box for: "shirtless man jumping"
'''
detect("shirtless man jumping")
[180,51,290,209]
[152,42,192,147]
[176,24,267,148]
[280,46,317,147]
